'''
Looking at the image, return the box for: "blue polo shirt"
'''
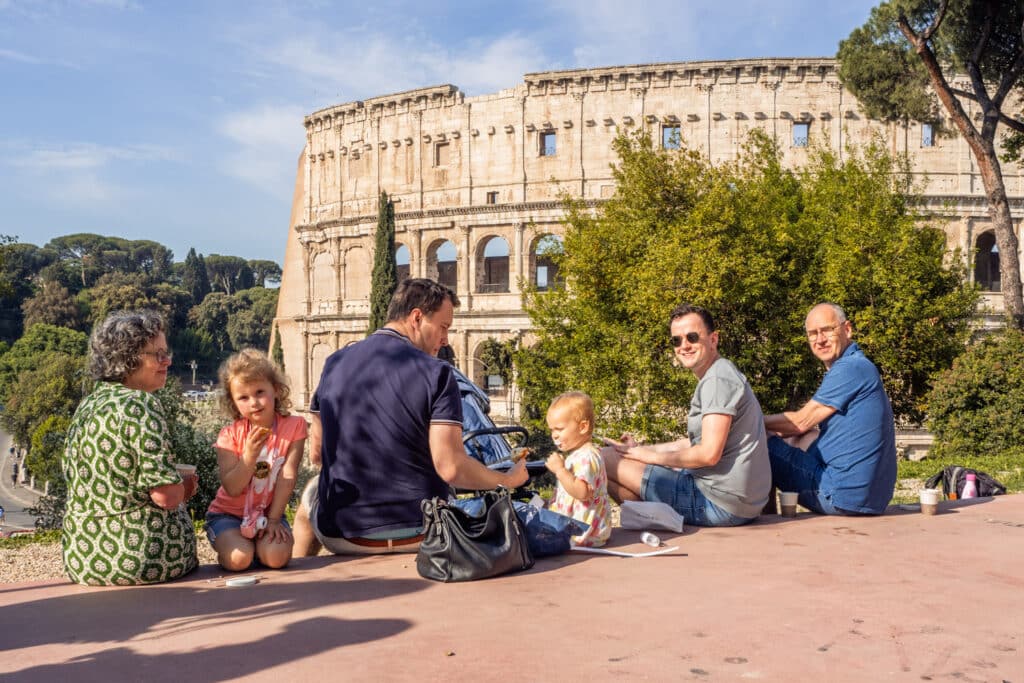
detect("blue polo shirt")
[310,328,463,537]
[809,342,897,513]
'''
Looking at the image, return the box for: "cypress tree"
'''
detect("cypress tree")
[182,248,211,304]
[271,324,284,372]
[367,190,398,334]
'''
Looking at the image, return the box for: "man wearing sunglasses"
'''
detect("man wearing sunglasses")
[763,303,897,515]
[603,304,771,527]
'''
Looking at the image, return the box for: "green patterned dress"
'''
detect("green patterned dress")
[62,382,198,585]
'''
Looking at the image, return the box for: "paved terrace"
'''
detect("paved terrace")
[2,495,1022,682]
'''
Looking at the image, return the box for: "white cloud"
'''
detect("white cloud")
[216,104,307,197]
[9,142,180,172]
[0,46,80,69]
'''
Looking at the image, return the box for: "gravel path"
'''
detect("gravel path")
[0,539,220,584]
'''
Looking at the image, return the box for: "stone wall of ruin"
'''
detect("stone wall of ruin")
[275,57,1024,417]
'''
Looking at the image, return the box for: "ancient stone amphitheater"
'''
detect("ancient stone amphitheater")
[275,57,1022,422]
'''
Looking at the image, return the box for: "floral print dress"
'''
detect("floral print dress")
[62,382,198,585]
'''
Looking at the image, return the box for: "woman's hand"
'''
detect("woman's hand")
[259,518,292,544]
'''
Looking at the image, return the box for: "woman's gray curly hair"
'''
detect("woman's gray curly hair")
[88,310,166,382]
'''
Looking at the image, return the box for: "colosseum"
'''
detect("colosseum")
[274,57,1023,423]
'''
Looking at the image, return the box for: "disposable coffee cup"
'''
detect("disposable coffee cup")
[174,463,197,479]
[779,491,799,517]
[919,488,940,516]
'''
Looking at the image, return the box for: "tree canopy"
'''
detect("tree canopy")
[837,0,1024,328]
[517,131,977,440]
[368,190,398,334]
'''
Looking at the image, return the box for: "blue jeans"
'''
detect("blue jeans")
[641,465,756,527]
[767,437,873,516]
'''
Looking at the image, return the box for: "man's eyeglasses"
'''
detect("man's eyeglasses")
[141,350,174,363]
[670,332,701,347]
[805,324,839,341]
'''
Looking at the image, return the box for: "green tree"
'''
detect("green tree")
[837,1,1024,328]
[4,353,87,474]
[0,323,88,403]
[21,281,85,331]
[188,292,234,353]
[46,233,121,288]
[368,190,398,334]
[181,248,212,303]
[518,131,976,439]
[227,287,279,350]
[205,254,251,295]
[248,260,282,288]
[926,329,1024,459]
[271,324,284,371]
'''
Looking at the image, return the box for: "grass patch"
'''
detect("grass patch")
[893,453,1024,504]
[0,528,60,548]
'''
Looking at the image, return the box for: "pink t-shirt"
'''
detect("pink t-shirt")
[207,415,308,517]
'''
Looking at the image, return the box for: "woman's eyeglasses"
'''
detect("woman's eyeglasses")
[670,332,701,347]
[141,350,174,363]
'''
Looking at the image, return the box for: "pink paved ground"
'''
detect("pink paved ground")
[2,495,1022,682]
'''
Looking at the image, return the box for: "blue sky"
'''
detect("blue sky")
[1,0,878,265]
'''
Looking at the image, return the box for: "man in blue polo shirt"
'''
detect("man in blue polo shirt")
[292,278,528,556]
[763,302,897,515]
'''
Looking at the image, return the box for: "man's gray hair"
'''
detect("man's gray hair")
[88,310,166,382]
[813,301,847,323]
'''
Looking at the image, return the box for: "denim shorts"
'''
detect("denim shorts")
[766,437,875,516]
[204,512,292,545]
[641,465,756,527]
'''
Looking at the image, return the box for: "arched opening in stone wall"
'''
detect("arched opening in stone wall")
[473,339,508,396]
[395,244,410,282]
[311,250,335,313]
[426,239,458,292]
[310,341,334,395]
[476,236,510,293]
[344,247,370,300]
[529,234,563,291]
[974,231,1000,292]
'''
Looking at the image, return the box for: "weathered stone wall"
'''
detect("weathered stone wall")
[276,57,1024,417]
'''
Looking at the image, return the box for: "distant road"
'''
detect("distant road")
[0,431,40,532]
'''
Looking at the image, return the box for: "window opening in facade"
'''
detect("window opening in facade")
[540,131,556,156]
[792,122,809,147]
[434,141,450,166]
[486,191,499,204]
[922,123,935,147]
[395,244,410,282]
[532,234,563,291]
[479,237,510,293]
[974,231,1000,291]
[431,240,458,292]
[662,125,681,150]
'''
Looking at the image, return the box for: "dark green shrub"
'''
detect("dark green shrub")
[926,329,1024,459]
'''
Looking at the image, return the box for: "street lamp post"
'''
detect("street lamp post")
[188,360,198,387]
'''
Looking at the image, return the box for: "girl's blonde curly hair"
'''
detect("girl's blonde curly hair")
[217,348,292,420]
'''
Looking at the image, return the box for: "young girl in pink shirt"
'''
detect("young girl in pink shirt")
[205,349,307,571]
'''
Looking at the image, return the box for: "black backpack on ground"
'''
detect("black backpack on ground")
[924,466,1007,498]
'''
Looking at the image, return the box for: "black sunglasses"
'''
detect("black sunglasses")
[670,332,701,347]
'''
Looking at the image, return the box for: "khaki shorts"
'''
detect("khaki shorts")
[300,478,423,555]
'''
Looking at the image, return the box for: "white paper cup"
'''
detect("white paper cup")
[919,488,940,516]
[174,463,197,479]
[779,491,799,517]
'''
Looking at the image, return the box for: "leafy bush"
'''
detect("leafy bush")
[926,329,1024,460]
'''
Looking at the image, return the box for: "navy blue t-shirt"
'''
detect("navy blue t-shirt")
[310,328,463,537]
[809,342,897,513]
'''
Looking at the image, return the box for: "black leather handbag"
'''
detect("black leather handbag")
[416,488,535,582]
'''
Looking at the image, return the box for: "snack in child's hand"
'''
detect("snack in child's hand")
[511,447,532,463]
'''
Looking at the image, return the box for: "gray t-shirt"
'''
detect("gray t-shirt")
[687,357,771,518]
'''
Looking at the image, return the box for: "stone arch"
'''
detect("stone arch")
[973,231,1000,292]
[310,341,334,392]
[311,250,335,312]
[529,233,563,291]
[472,338,507,395]
[426,239,458,292]
[476,235,510,293]
[395,243,411,282]
[344,246,370,300]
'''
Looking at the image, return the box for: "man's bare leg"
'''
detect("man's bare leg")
[603,446,647,503]
[291,499,322,558]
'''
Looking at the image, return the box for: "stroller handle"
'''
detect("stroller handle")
[462,426,529,444]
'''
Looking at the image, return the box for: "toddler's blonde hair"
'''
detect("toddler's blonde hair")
[217,348,293,420]
[547,391,594,434]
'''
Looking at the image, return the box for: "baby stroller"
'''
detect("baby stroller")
[452,367,548,489]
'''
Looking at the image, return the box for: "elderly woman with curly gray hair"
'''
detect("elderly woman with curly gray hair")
[62,310,199,585]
